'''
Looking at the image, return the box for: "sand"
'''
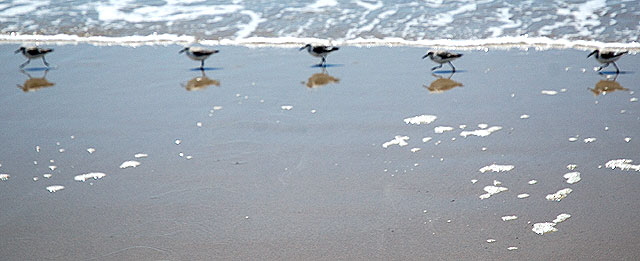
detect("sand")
[0,44,639,260]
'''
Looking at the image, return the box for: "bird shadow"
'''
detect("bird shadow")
[189,67,223,71]
[598,71,633,75]
[23,67,55,72]
[310,64,344,68]
[433,69,467,74]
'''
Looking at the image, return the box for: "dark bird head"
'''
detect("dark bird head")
[179,47,190,54]
[299,44,311,51]
[422,51,434,59]
[587,50,599,58]
[14,47,25,54]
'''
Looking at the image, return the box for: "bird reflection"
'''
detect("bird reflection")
[424,72,463,93]
[18,69,55,92]
[182,70,220,91]
[589,74,628,96]
[304,67,339,88]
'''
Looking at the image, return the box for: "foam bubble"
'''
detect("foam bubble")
[74,172,106,182]
[46,185,65,193]
[119,160,141,169]
[546,188,573,201]
[479,164,514,173]
[404,115,437,125]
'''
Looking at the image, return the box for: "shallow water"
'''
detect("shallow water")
[1,0,639,48]
[0,45,639,260]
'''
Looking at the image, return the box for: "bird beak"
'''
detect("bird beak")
[179,48,187,54]
[587,50,597,58]
[299,46,305,51]
[14,49,21,54]
[422,54,428,59]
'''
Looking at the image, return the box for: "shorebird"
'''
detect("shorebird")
[422,51,463,72]
[587,50,627,73]
[300,44,339,66]
[179,47,219,69]
[15,46,54,68]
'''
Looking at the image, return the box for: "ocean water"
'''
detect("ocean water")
[1,0,639,48]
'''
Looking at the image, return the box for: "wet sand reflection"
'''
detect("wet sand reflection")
[182,70,220,91]
[589,74,628,96]
[304,68,339,88]
[18,69,55,92]
[424,72,463,93]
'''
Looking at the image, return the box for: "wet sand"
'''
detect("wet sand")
[0,45,639,260]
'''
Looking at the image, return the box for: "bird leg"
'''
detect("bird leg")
[321,57,327,67]
[612,62,620,73]
[448,61,456,72]
[200,60,205,69]
[19,59,30,69]
[42,57,50,67]
[431,64,442,71]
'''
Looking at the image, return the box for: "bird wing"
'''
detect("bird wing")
[438,52,462,59]
[192,50,217,56]
[600,51,627,59]
[313,46,339,53]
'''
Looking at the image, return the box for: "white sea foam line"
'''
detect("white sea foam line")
[2,34,640,50]
[95,1,243,23]
[460,126,502,137]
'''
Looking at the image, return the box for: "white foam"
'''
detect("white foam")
[605,159,640,171]
[460,126,502,137]
[541,90,558,95]
[533,213,572,235]
[3,33,640,50]
[501,215,518,221]
[382,135,409,148]
[236,10,266,39]
[546,188,573,201]
[434,126,454,134]
[583,137,597,143]
[281,105,293,110]
[134,153,148,158]
[0,174,9,181]
[96,2,242,23]
[46,185,65,193]
[404,115,437,125]
[119,160,141,169]
[532,222,557,235]
[563,172,581,184]
[517,193,530,199]
[479,164,514,173]
[553,213,571,223]
[74,172,106,182]
[479,185,508,199]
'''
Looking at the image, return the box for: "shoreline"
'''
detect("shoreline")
[2,34,640,51]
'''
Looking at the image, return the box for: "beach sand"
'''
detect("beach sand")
[0,44,639,260]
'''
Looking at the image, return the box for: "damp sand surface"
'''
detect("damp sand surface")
[0,45,639,260]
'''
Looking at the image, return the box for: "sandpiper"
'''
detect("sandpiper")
[15,46,54,68]
[300,44,339,66]
[179,47,219,69]
[587,50,627,73]
[422,51,463,72]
